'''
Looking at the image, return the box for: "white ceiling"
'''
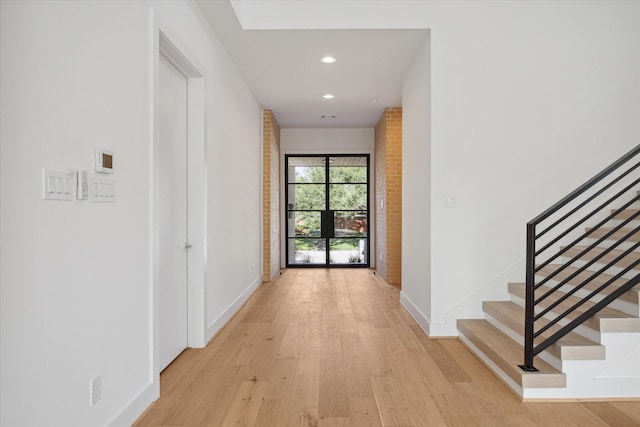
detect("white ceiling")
[196,1,428,129]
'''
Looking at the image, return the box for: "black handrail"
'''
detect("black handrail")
[520,144,640,371]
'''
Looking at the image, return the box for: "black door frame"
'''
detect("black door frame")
[285,154,370,268]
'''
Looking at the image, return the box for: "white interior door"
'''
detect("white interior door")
[158,54,188,371]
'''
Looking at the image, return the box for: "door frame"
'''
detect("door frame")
[284,153,371,268]
[152,26,206,383]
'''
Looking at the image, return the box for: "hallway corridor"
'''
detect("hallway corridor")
[134,269,640,426]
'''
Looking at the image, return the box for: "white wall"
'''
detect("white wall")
[400,1,640,335]
[281,128,374,152]
[400,35,432,333]
[0,1,262,426]
[423,1,640,335]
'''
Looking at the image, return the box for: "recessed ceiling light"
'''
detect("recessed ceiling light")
[321,56,336,64]
[322,94,335,99]
[370,97,379,104]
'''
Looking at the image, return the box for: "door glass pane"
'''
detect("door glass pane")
[289,238,326,265]
[288,157,326,183]
[329,238,367,265]
[334,211,367,238]
[329,156,367,183]
[291,211,321,237]
[329,184,367,210]
[288,184,325,210]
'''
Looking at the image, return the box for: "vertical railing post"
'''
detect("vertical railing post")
[519,222,539,372]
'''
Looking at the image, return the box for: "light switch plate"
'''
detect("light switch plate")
[43,169,74,201]
[90,176,116,203]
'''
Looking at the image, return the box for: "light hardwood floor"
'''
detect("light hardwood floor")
[134,269,640,427]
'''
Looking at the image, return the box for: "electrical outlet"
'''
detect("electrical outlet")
[90,375,102,406]
[379,253,383,261]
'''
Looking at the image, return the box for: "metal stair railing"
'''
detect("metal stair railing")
[520,144,640,372]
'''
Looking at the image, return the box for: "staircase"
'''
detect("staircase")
[458,146,640,400]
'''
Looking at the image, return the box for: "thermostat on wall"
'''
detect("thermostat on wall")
[95,148,114,174]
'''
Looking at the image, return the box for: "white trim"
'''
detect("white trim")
[106,381,158,427]
[206,276,262,340]
[159,34,202,78]
[186,76,207,349]
[260,110,265,281]
[147,16,208,423]
[400,291,431,335]
[155,25,208,353]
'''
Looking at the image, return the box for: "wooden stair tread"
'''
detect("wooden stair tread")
[612,208,640,220]
[561,245,640,270]
[536,264,640,304]
[586,226,640,243]
[458,319,566,388]
[509,282,640,333]
[483,301,604,360]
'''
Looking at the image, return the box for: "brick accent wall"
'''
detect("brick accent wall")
[262,110,281,282]
[374,107,402,286]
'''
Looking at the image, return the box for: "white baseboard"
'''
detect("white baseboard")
[400,291,461,336]
[206,276,262,341]
[107,380,159,427]
[270,266,281,281]
[399,292,432,335]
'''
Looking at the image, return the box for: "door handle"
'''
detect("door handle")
[184,243,192,250]
[320,210,335,239]
[320,211,327,238]
[327,210,335,238]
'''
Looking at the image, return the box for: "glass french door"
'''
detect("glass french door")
[286,155,369,267]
